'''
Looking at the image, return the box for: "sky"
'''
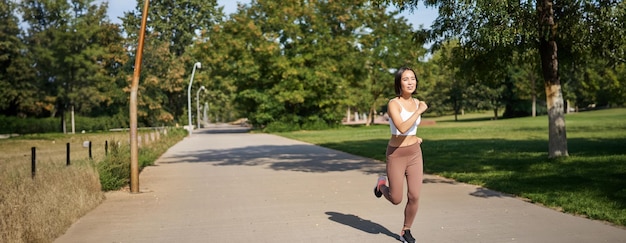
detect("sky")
[98,0,438,30]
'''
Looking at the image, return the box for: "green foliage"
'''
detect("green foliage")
[0,0,38,117]
[0,115,58,134]
[96,133,180,191]
[2,0,624,139]
[97,140,130,191]
[301,116,337,131]
[356,5,427,125]
[263,114,340,132]
[563,59,626,108]
[263,122,300,133]
[194,0,424,129]
[121,0,223,126]
[428,40,466,117]
[16,0,127,120]
[0,115,129,134]
[97,128,186,191]
[377,0,624,157]
[73,116,128,132]
[503,100,548,118]
[122,0,222,57]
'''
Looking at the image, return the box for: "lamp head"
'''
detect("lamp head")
[195,62,202,69]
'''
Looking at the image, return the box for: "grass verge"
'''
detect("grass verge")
[277,108,626,227]
[0,160,102,243]
[0,128,187,242]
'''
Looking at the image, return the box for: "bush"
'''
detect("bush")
[97,140,130,191]
[0,115,131,134]
[263,115,337,132]
[96,128,186,191]
[301,116,335,130]
[263,121,301,133]
[503,100,548,118]
[0,116,57,134]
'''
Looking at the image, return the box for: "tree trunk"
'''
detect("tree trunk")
[61,111,66,134]
[538,0,568,157]
[367,105,377,126]
[531,72,537,117]
[366,104,373,126]
[453,99,459,121]
[71,105,76,134]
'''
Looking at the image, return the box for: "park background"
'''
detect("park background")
[3,0,624,134]
[0,0,625,242]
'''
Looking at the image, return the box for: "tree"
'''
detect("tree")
[122,0,222,57]
[0,0,38,117]
[556,1,626,110]
[537,0,568,157]
[191,15,242,124]
[358,6,425,126]
[506,50,543,117]
[20,0,125,132]
[196,0,366,130]
[376,0,568,157]
[428,40,473,120]
[87,20,129,118]
[121,0,222,126]
[390,0,624,157]
[19,0,70,120]
[192,1,429,130]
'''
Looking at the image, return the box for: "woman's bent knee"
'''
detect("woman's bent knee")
[390,197,403,205]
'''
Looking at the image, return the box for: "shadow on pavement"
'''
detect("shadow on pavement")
[423,177,457,184]
[159,143,385,175]
[470,187,513,198]
[325,212,399,240]
[194,126,251,134]
[187,126,516,200]
[424,176,515,199]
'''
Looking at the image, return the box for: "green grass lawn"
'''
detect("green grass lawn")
[277,108,626,227]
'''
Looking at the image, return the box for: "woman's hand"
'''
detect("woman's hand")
[418,101,428,114]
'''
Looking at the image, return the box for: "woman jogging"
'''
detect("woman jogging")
[374,66,428,243]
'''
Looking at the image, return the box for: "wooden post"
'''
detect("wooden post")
[66,143,70,166]
[31,147,36,178]
[129,0,150,193]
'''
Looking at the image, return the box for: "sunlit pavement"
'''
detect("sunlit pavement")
[55,124,626,243]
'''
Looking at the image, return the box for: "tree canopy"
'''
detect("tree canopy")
[0,0,624,143]
[376,0,625,157]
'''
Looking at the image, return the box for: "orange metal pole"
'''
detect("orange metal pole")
[129,0,150,193]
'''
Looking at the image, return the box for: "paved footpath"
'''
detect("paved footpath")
[55,124,626,243]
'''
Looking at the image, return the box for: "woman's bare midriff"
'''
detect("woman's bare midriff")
[388,135,419,147]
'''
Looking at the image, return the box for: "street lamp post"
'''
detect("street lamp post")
[187,62,201,135]
[196,86,206,129]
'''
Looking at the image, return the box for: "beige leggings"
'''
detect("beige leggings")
[383,142,424,229]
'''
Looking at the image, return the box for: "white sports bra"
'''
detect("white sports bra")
[389,98,421,136]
